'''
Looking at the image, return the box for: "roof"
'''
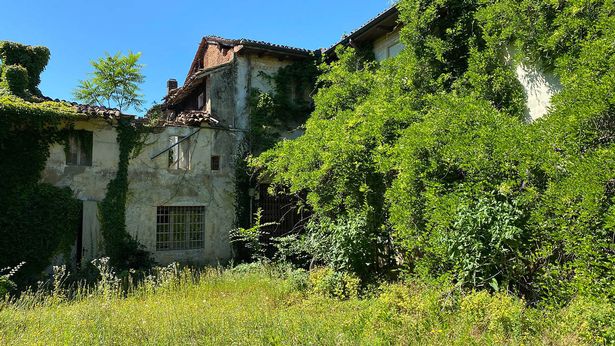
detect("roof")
[162,110,219,127]
[166,62,233,106]
[183,36,313,84]
[324,5,400,56]
[203,36,312,56]
[47,99,122,119]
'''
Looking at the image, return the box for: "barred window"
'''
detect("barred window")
[156,206,205,251]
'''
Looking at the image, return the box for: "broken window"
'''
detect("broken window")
[156,206,205,251]
[168,136,191,170]
[211,155,220,171]
[66,130,93,166]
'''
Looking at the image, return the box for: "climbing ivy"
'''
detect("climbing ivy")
[0,43,81,284]
[248,59,319,153]
[98,119,152,270]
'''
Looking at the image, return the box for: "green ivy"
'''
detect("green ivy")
[98,119,152,270]
[0,66,81,285]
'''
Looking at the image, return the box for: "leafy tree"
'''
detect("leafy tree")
[253,0,615,305]
[74,52,145,112]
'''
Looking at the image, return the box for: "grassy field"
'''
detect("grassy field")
[0,263,612,345]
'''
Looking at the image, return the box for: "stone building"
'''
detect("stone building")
[41,37,312,266]
[41,4,561,267]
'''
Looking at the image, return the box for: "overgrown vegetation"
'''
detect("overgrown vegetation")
[98,120,152,271]
[0,262,612,345]
[252,0,615,306]
[0,42,81,287]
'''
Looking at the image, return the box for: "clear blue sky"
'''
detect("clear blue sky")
[0,0,392,115]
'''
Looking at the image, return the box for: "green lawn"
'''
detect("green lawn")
[0,264,611,345]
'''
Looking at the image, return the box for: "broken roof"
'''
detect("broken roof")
[324,5,400,56]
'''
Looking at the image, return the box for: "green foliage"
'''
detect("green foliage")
[0,264,611,345]
[308,266,361,299]
[98,120,152,270]
[252,0,615,306]
[532,149,615,303]
[0,65,29,96]
[0,69,81,285]
[230,208,277,262]
[247,59,319,153]
[74,52,145,112]
[0,41,50,96]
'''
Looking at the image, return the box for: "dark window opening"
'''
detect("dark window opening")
[211,155,220,171]
[66,130,93,166]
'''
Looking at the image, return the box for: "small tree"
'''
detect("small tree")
[74,52,145,112]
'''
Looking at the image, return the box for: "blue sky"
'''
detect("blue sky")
[0,0,392,115]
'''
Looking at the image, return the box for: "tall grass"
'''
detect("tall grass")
[0,260,612,345]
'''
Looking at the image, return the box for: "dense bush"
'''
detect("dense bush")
[253,0,615,305]
[0,41,50,96]
[0,64,29,96]
[0,44,81,285]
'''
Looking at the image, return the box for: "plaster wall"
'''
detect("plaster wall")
[42,119,120,261]
[125,126,235,265]
[514,61,562,121]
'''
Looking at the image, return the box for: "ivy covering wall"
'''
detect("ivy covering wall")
[253,0,615,305]
[0,41,81,284]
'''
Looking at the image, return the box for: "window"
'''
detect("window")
[156,206,205,251]
[168,136,191,170]
[197,92,205,110]
[211,155,220,171]
[66,130,93,166]
[387,41,405,59]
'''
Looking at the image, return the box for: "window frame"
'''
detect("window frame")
[156,206,206,251]
[211,155,220,171]
[66,130,93,167]
[168,136,191,170]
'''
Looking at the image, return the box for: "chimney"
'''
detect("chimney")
[167,79,178,94]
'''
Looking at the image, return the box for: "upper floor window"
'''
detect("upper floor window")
[197,92,205,110]
[168,136,191,170]
[66,130,93,166]
[211,155,220,171]
[387,41,404,59]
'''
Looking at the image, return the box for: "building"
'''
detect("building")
[41,4,561,267]
[41,37,313,266]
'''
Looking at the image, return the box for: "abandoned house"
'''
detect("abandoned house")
[41,37,313,266]
[36,4,561,267]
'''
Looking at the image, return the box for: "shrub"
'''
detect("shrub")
[0,64,29,96]
[0,41,50,95]
[308,267,361,299]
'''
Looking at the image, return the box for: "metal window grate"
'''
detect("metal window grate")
[156,206,205,251]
